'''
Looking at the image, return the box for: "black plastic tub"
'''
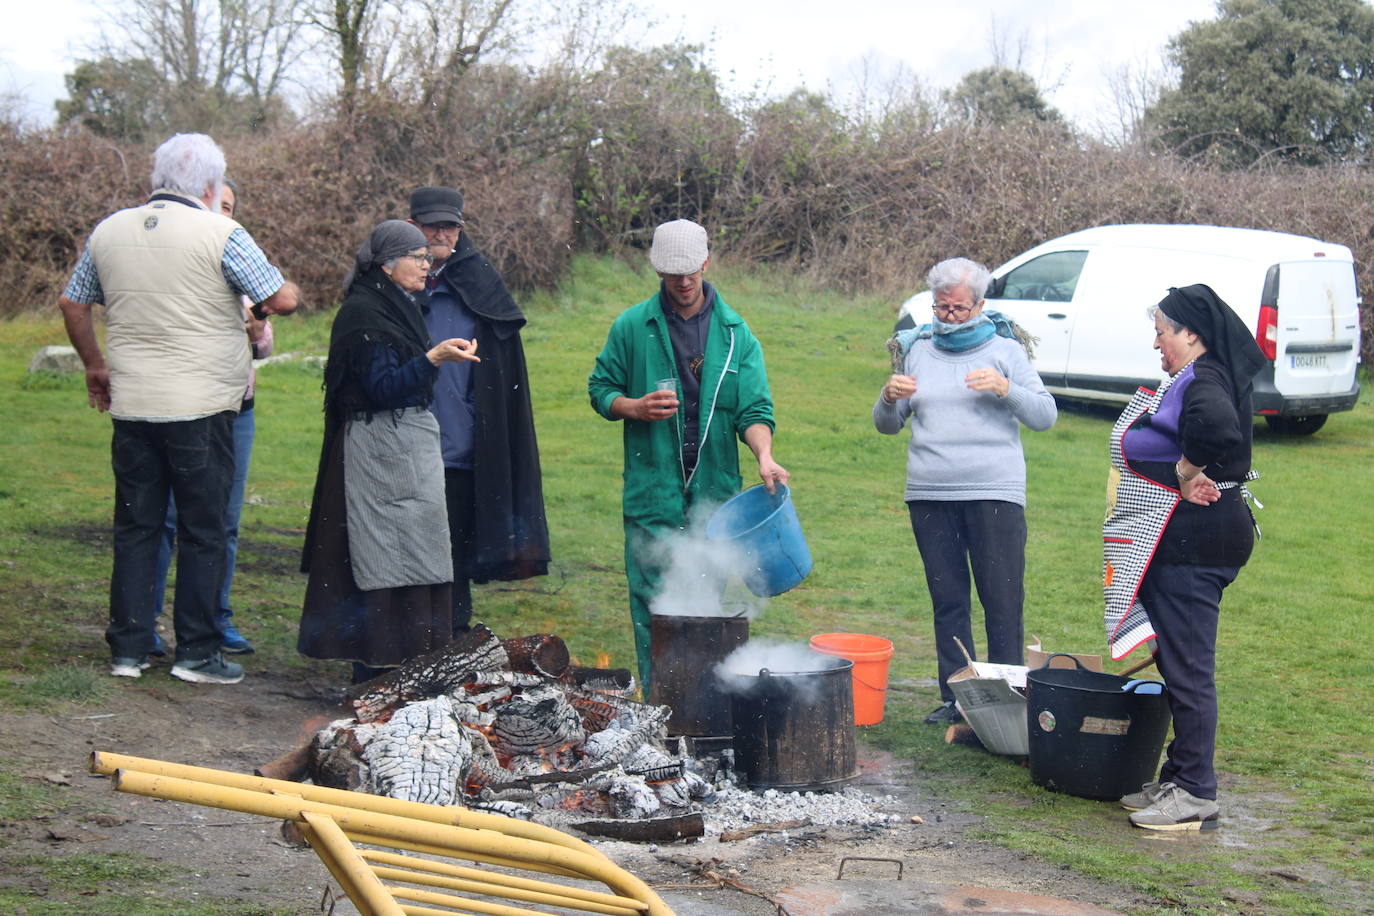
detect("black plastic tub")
[1026,655,1171,800]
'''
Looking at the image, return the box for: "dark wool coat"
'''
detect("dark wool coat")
[427,234,550,582]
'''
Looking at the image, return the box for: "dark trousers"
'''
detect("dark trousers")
[443,468,475,634]
[908,500,1026,702]
[107,413,234,662]
[1140,561,1239,801]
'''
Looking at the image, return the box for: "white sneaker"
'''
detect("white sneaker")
[1129,782,1220,831]
[1119,780,1165,811]
[110,657,151,678]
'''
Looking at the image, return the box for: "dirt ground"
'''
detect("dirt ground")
[0,666,1155,915]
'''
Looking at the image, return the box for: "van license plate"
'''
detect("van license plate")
[1291,354,1327,369]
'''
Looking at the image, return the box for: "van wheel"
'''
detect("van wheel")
[1264,414,1328,436]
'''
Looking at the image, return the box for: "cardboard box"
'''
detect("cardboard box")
[947,664,1029,756]
[1026,638,1103,673]
[943,639,1103,757]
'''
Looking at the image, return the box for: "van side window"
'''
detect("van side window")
[990,251,1089,302]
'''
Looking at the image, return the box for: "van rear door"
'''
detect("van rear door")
[1271,259,1361,399]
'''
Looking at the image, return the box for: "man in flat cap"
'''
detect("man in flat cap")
[408,186,550,634]
[589,219,788,688]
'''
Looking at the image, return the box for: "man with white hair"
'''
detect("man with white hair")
[589,219,788,689]
[58,132,299,685]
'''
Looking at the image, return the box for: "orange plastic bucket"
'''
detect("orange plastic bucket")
[809,633,895,725]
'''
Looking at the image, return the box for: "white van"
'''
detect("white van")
[898,225,1362,434]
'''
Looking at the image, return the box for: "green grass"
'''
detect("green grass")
[0,852,299,915]
[1,254,1371,914]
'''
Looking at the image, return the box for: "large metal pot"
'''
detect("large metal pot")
[649,614,749,737]
[727,657,857,791]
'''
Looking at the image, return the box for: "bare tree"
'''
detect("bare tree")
[540,0,648,74]
[226,0,316,109]
[1097,57,1171,148]
[76,0,312,133]
[311,0,381,112]
[404,0,521,111]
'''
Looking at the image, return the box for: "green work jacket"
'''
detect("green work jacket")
[589,290,775,528]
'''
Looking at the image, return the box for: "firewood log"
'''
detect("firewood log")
[349,625,508,722]
[500,634,571,678]
[254,741,313,782]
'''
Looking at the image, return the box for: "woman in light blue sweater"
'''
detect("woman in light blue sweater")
[873,258,1057,725]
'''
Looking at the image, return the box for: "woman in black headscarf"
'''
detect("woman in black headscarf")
[300,220,480,683]
[1103,283,1264,831]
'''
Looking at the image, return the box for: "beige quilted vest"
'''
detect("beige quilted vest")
[87,191,250,421]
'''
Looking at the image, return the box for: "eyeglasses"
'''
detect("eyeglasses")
[933,303,974,318]
[422,221,462,234]
[405,252,435,265]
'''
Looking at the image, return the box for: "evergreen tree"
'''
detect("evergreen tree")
[1147,0,1374,164]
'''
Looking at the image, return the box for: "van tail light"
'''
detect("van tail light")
[1256,305,1278,361]
[1257,264,1280,362]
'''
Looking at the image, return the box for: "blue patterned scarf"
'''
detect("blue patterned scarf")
[890,310,1033,362]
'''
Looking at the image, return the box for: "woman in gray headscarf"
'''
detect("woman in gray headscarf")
[300,220,480,683]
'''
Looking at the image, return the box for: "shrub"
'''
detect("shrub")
[6,72,1373,365]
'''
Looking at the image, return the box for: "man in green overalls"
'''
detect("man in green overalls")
[588,220,789,690]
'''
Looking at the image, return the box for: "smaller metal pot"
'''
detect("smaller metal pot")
[727,658,857,791]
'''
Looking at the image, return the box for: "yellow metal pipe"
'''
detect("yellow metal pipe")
[361,849,647,911]
[108,768,674,916]
[385,882,563,916]
[89,750,604,859]
[298,811,407,916]
[346,830,585,880]
[110,767,575,867]
[371,864,644,915]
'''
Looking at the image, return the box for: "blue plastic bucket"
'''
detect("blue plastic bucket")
[705,484,813,597]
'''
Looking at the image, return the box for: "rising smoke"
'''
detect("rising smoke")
[647,524,767,620]
[713,638,845,702]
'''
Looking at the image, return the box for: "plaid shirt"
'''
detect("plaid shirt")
[62,227,284,306]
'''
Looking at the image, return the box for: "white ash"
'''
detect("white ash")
[578,710,673,769]
[491,685,586,753]
[598,771,662,819]
[469,798,533,820]
[703,784,903,835]
[653,769,711,809]
[589,729,675,772]
[472,670,547,688]
[310,718,381,789]
[460,725,506,785]
[461,685,513,708]
[448,698,495,728]
[362,696,469,805]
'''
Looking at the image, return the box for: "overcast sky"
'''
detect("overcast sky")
[1,0,1219,131]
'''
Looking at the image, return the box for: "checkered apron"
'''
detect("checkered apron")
[1102,379,1181,661]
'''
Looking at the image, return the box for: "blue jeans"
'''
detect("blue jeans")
[154,407,255,623]
[107,414,234,662]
